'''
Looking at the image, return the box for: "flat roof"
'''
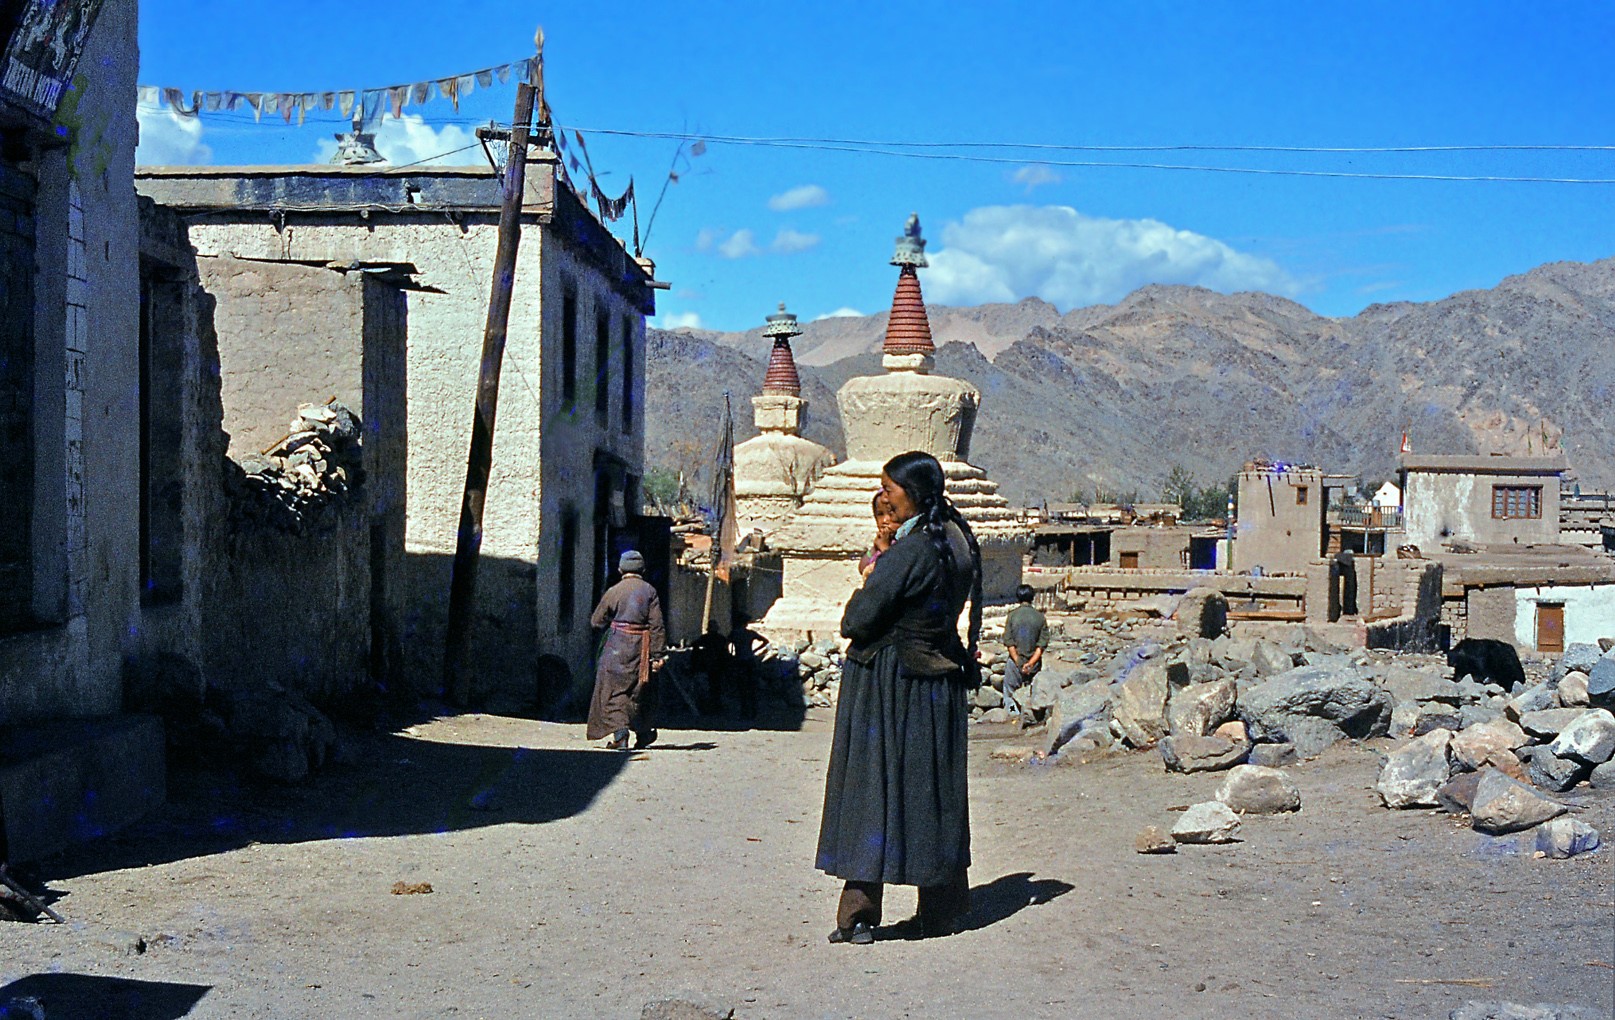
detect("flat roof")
[1400,454,1567,474]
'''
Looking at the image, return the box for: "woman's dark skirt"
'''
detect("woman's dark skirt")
[816,643,971,888]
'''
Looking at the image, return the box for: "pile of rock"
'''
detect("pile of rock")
[1371,640,1613,855]
[786,638,842,709]
[225,400,364,533]
[1025,627,1391,770]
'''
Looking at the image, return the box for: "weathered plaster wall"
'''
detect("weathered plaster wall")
[1404,470,1561,549]
[0,0,141,723]
[534,230,647,678]
[1513,584,1615,650]
[1111,527,1194,570]
[1465,587,1519,645]
[1233,470,1325,574]
[199,256,370,459]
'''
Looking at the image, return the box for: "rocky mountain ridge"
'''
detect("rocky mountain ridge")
[647,257,1615,506]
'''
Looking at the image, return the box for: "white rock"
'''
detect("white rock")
[1548,709,1615,765]
[1377,728,1456,809]
[1170,801,1242,844]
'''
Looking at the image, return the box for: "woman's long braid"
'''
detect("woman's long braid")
[919,491,986,664]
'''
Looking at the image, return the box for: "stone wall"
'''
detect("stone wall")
[0,0,141,723]
[157,166,653,700]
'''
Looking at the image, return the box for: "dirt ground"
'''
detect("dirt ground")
[2,704,1612,1020]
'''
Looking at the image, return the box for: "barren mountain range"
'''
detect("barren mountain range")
[646,257,1615,507]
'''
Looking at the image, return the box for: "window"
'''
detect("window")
[620,314,634,435]
[594,307,610,425]
[0,161,36,634]
[1296,486,1308,505]
[558,505,579,628]
[560,285,577,409]
[1492,485,1542,520]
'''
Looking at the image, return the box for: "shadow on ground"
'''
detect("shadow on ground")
[0,974,210,1019]
[876,871,1075,942]
[35,730,631,882]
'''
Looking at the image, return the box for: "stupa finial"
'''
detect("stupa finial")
[883,214,935,361]
[891,212,928,268]
[762,302,803,396]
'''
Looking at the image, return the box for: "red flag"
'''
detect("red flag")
[1400,430,1412,454]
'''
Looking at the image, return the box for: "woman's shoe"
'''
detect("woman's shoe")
[919,914,965,938]
[826,920,875,945]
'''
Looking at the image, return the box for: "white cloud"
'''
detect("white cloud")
[815,307,864,320]
[1010,164,1061,192]
[924,205,1298,309]
[770,227,820,254]
[693,227,721,253]
[135,107,212,165]
[312,114,479,167]
[717,229,760,259]
[660,311,704,330]
[767,184,830,211]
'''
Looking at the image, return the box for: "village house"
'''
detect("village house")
[136,156,658,709]
[0,0,170,861]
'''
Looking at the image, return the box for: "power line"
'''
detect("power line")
[570,128,1615,156]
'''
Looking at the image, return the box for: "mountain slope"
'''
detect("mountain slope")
[646,257,1615,505]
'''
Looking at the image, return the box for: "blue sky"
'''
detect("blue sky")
[136,2,1615,333]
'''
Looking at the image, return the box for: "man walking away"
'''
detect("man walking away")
[1002,584,1047,727]
[587,550,666,749]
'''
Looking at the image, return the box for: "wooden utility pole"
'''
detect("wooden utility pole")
[443,55,541,706]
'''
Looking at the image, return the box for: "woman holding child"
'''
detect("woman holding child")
[816,450,984,945]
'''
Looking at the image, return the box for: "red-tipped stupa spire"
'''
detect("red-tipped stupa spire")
[761,303,803,396]
[883,213,934,357]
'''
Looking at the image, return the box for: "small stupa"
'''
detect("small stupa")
[760,214,1027,639]
[733,303,836,537]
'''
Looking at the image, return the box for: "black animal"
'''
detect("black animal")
[1446,638,1527,692]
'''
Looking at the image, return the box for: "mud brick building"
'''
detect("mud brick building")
[137,158,658,705]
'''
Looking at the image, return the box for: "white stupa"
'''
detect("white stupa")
[733,304,836,537]
[760,215,1028,640]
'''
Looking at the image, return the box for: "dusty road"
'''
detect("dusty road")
[2,707,1612,1019]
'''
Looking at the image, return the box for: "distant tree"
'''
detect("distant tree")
[1162,466,1197,511]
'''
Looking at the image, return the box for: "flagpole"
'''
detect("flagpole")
[700,392,734,634]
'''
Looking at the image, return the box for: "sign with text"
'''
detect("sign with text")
[1,0,105,118]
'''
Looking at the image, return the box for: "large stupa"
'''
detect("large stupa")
[760,215,1028,640]
[733,304,836,537]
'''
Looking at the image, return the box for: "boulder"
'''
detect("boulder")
[1517,708,1586,740]
[1112,661,1170,748]
[1044,679,1113,755]
[1249,641,1295,678]
[1167,678,1238,737]
[1520,745,1591,793]
[980,707,1012,724]
[1377,729,1457,809]
[1451,718,1530,772]
[1216,764,1301,814]
[973,685,1003,710]
[1548,709,1615,765]
[1247,742,1299,768]
[1414,707,1464,735]
[1170,801,1242,844]
[1134,825,1177,854]
[1589,759,1615,789]
[1469,770,1567,835]
[1556,671,1590,708]
[1176,588,1229,638]
[1534,817,1600,860]
[1160,733,1249,773]
[1503,683,1557,720]
[1555,642,1604,678]
[1239,666,1392,758]
[1589,655,1615,707]
[1380,664,1463,707]
[1435,770,1485,814]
